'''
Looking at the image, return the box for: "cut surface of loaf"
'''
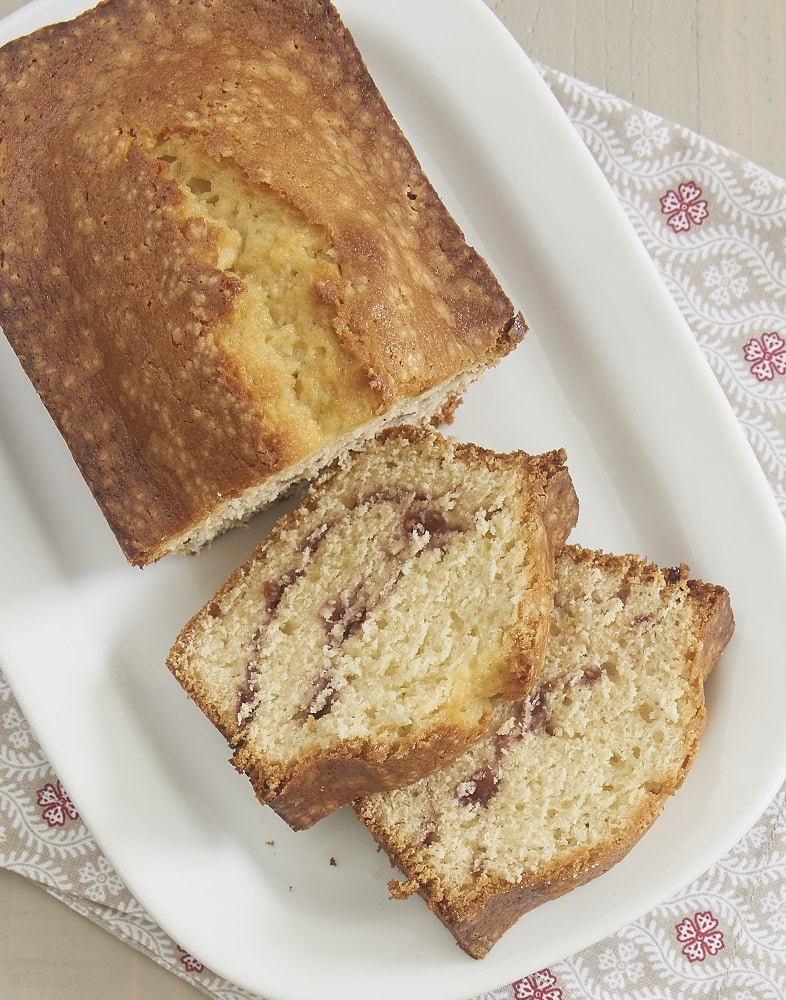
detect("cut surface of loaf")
[167,426,579,830]
[354,544,735,958]
[0,0,524,566]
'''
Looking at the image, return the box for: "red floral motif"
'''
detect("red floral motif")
[743,332,786,381]
[513,968,563,1000]
[660,181,709,232]
[176,945,204,974]
[675,911,725,962]
[36,780,78,827]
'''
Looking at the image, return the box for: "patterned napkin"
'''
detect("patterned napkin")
[2,64,786,1000]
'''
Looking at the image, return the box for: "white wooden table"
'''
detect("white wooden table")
[0,1,783,996]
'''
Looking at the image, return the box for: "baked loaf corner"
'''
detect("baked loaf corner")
[0,0,524,566]
[354,544,735,958]
[167,425,579,830]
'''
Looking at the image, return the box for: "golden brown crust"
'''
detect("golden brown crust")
[685,577,736,681]
[166,558,258,741]
[354,546,735,958]
[371,792,666,959]
[0,0,523,566]
[241,721,493,832]
[500,448,578,698]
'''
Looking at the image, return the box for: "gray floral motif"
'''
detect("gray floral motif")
[703,258,749,305]
[596,941,645,989]
[77,856,124,904]
[761,886,786,935]
[625,111,671,159]
[1,706,31,751]
[743,159,779,198]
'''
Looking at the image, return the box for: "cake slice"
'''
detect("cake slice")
[354,545,735,958]
[0,0,523,566]
[167,426,579,830]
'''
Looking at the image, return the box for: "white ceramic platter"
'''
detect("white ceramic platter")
[2,2,786,998]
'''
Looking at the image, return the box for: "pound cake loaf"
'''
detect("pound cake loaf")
[0,0,524,566]
[355,544,735,958]
[167,426,579,830]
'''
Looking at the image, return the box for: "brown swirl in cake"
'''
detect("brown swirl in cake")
[454,665,612,808]
[237,486,467,725]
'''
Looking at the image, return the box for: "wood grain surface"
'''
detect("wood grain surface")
[488,0,786,177]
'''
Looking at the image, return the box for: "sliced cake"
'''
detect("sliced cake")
[167,425,579,829]
[354,544,735,958]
